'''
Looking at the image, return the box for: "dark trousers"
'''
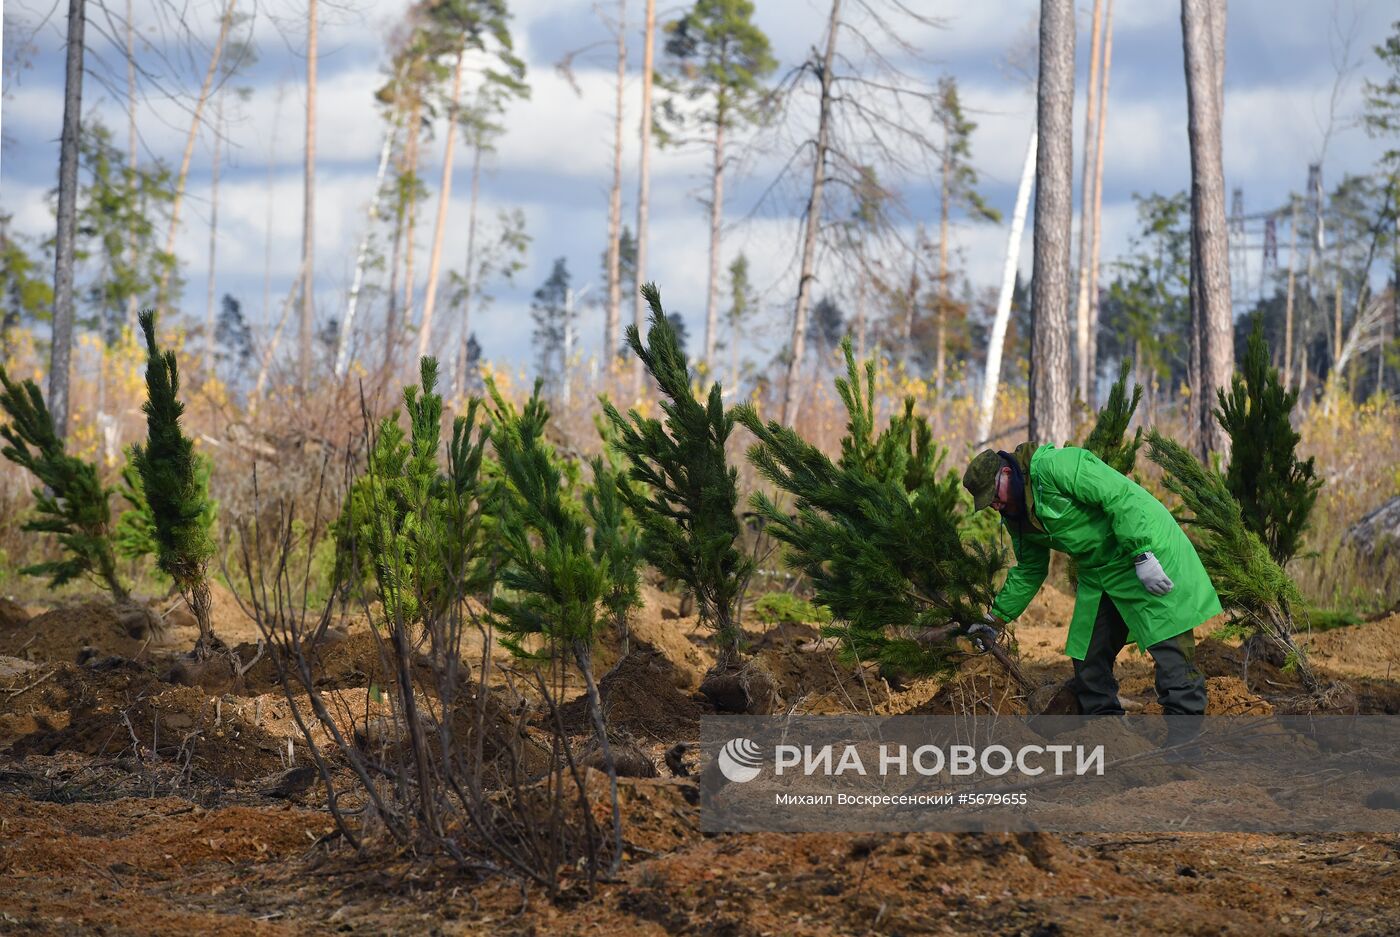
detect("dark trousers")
[1071,596,1207,716]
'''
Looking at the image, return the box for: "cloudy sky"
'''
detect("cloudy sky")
[1,0,1395,375]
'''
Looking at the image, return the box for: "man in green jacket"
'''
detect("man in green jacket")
[962,443,1221,716]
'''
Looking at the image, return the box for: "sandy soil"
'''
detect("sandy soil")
[2,584,1399,935]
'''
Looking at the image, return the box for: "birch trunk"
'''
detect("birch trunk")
[780,0,841,428]
[704,109,726,371]
[336,116,399,377]
[1073,0,1104,404]
[1181,0,1233,461]
[976,129,1037,447]
[605,0,627,369]
[155,0,235,317]
[401,100,423,358]
[1029,0,1075,447]
[633,0,656,395]
[51,0,87,441]
[300,0,318,379]
[1086,0,1114,408]
[417,48,466,361]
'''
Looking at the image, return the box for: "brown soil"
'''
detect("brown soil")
[559,643,706,741]
[2,586,1399,934]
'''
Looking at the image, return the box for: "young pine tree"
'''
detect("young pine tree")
[1082,359,1144,476]
[1214,318,1322,567]
[1146,430,1318,691]
[133,311,218,655]
[735,339,1003,676]
[488,378,638,874]
[0,368,127,599]
[334,357,493,629]
[602,284,753,662]
[115,446,217,569]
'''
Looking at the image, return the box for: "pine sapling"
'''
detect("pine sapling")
[115,445,217,569]
[735,339,1004,677]
[488,378,637,874]
[1082,359,1144,476]
[0,367,127,600]
[602,283,753,662]
[1146,429,1318,691]
[133,310,217,656]
[1214,317,1322,567]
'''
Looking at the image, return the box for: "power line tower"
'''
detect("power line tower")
[1261,214,1278,296]
[1229,186,1249,310]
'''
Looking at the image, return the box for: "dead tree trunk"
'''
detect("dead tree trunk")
[977,128,1037,447]
[779,0,842,428]
[125,0,138,333]
[418,48,466,362]
[155,0,235,317]
[1074,0,1104,405]
[633,0,656,395]
[1181,0,1233,461]
[1086,0,1114,408]
[50,0,87,441]
[936,154,949,398]
[300,0,318,381]
[401,100,423,365]
[1029,0,1075,447]
[605,0,627,372]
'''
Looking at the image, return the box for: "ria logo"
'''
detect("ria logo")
[717,737,764,783]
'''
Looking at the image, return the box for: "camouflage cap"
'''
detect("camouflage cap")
[962,449,1003,511]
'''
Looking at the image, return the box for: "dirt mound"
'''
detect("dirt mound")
[1302,611,1400,680]
[625,584,715,689]
[888,655,1032,716]
[749,623,889,714]
[560,644,706,741]
[7,671,291,781]
[0,599,168,664]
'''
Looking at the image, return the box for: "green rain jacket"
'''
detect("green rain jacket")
[989,444,1222,660]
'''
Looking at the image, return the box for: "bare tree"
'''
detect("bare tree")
[154,0,236,317]
[300,0,318,380]
[1029,0,1074,446]
[633,0,657,394]
[205,91,224,375]
[50,0,87,440]
[1073,0,1104,404]
[1085,0,1115,407]
[780,0,841,427]
[1181,0,1232,460]
[604,0,627,369]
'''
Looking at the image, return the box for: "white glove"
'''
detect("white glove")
[1134,552,1174,595]
[964,613,1000,652]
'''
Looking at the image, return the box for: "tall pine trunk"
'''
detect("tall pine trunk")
[50,0,87,441]
[1086,0,1115,408]
[418,48,466,361]
[1073,0,1104,405]
[605,0,627,370]
[976,128,1037,447]
[456,145,483,393]
[300,0,318,380]
[1029,0,1074,447]
[1181,0,1232,461]
[632,0,656,395]
[704,106,726,371]
[155,0,235,317]
[781,0,841,428]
